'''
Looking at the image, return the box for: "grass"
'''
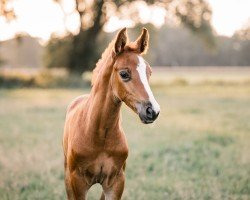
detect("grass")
[0,69,89,88]
[0,78,250,199]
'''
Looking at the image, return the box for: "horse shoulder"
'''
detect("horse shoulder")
[63,94,89,157]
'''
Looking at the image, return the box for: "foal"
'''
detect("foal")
[63,28,160,200]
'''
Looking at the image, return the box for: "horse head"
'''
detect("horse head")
[111,28,160,124]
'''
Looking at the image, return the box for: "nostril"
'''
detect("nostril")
[146,107,153,119]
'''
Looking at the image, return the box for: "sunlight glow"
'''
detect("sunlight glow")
[104,17,135,32]
[0,0,249,41]
[208,0,250,36]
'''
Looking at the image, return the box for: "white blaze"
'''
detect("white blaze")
[136,56,160,113]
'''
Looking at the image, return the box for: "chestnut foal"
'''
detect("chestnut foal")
[63,28,160,200]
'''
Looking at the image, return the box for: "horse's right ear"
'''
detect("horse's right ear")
[114,28,127,55]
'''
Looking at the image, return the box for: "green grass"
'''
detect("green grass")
[0,83,250,199]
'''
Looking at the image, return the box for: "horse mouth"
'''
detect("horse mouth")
[138,113,157,124]
[140,118,154,124]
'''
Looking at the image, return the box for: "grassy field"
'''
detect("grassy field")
[0,71,250,199]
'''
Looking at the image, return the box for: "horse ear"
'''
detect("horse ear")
[135,28,149,54]
[114,28,127,55]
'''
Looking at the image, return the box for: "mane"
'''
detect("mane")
[91,39,116,86]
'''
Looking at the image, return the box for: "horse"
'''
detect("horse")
[63,27,160,200]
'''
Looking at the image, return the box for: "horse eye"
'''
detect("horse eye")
[119,71,130,81]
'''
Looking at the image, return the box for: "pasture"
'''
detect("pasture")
[0,68,250,199]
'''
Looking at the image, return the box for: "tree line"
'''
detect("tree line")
[1,0,215,73]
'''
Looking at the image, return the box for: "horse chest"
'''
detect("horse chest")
[69,127,128,186]
[76,151,127,187]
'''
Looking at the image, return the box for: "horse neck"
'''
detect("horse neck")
[87,65,122,139]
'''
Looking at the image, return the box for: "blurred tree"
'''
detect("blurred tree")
[0,0,15,66]
[234,22,250,65]
[174,0,215,48]
[1,0,215,73]
[0,0,16,21]
[59,0,215,73]
[43,35,73,69]
[234,22,250,41]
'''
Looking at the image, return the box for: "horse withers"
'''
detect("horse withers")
[63,28,160,200]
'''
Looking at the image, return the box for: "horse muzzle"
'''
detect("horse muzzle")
[137,101,160,124]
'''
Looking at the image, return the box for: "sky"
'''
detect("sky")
[0,0,249,41]
[209,0,250,36]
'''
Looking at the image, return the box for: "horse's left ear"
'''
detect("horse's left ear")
[135,28,149,54]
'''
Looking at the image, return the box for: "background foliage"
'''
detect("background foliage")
[0,0,215,73]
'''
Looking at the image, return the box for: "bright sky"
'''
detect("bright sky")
[209,0,250,36]
[0,0,249,41]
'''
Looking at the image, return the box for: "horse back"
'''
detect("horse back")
[66,94,89,114]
